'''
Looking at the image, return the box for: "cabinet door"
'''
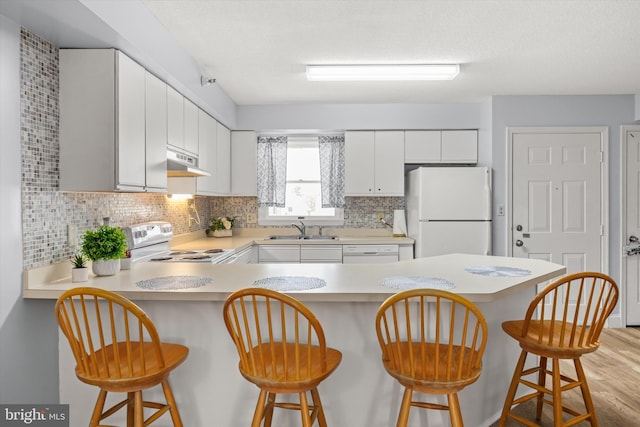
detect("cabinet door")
[258,245,300,263]
[441,130,477,163]
[345,131,375,195]
[59,49,116,191]
[404,131,441,163]
[215,122,231,194]
[116,52,146,189]
[144,72,168,192]
[374,131,404,195]
[183,98,199,155]
[300,245,343,263]
[231,131,258,196]
[196,110,217,194]
[167,85,184,150]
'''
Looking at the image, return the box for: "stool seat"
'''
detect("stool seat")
[498,272,618,427]
[223,287,342,427]
[375,289,488,427]
[56,287,188,427]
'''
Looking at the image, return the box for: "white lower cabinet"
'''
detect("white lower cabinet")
[220,247,256,264]
[259,245,343,264]
[300,245,343,263]
[258,245,300,263]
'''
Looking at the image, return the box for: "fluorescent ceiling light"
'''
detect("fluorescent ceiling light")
[306,64,460,81]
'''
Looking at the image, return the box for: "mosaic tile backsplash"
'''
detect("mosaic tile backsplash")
[20,28,404,269]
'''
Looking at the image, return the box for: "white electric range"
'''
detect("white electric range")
[122,221,233,263]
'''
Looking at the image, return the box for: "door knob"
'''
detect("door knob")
[516,225,523,231]
[515,240,524,247]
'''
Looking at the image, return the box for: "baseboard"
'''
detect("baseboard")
[607,313,623,328]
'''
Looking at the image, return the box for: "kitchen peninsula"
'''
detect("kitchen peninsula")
[24,248,565,427]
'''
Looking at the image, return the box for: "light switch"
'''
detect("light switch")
[67,224,77,247]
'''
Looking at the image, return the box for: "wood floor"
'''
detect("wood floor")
[491,327,640,427]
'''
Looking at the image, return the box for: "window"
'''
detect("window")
[258,137,344,226]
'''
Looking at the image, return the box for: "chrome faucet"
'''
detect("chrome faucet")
[291,221,306,237]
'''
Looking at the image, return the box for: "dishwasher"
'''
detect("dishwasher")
[342,244,399,264]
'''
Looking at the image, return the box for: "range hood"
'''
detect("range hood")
[167,149,211,177]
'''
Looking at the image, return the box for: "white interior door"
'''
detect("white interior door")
[625,128,640,325]
[510,128,606,297]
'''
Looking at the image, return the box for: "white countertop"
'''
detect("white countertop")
[24,253,565,303]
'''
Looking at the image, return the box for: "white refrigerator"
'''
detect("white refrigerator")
[406,167,492,258]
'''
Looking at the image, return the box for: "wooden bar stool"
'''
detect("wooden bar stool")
[375,289,488,427]
[223,287,342,427]
[55,287,189,427]
[498,272,619,426]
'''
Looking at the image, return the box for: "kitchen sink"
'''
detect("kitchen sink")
[301,235,338,240]
[265,235,338,240]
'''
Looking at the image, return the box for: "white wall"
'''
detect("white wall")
[0,14,59,404]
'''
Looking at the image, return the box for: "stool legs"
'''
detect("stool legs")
[162,379,184,427]
[310,388,328,427]
[447,393,463,427]
[499,349,528,426]
[90,390,108,427]
[574,358,599,426]
[395,388,413,427]
[535,357,547,420]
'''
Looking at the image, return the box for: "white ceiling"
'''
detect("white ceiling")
[140,0,640,105]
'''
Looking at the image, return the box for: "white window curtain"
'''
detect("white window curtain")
[318,135,346,208]
[257,136,288,207]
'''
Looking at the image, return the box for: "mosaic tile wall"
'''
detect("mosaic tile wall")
[20,28,404,269]
[20,29,210,268]
[211,196,405,229]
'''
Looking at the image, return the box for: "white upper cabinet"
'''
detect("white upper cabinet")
[404,131,441,163]
[231,131,258,196]
[215,122,231,194]
[405,130,477,164]
[59,49,151,192]
[166,85,184,152]
[441,130,477,163]
[183,98,199,155]
[345,131,404,196]
[144,71,168,192]
[195,110,218,195]
[168,90,198,156]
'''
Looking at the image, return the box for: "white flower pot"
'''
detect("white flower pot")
[212,229,232,237]
[92,259,120,276]
[71,267,89,283]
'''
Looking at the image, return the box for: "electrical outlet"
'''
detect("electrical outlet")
[246,213,257,223]
[376,211,385,221]
[497,204,505,216]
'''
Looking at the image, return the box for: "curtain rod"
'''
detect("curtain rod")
[257,130,345,138]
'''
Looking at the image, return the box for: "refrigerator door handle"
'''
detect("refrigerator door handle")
[482,169,492,220]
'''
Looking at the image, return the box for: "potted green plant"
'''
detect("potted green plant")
[81,225,127,276]
[70,253,89,283]
[206,216,237,237]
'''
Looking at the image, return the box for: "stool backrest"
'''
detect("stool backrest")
[521,272,619,348]
[375,289,488,382]
[223,288,328,381]
[55,287,165,380]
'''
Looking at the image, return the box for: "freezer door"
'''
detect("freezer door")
[416,167,492,220]
[415,221,492,258]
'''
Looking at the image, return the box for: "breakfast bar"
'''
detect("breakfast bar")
[25,254,565,427]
